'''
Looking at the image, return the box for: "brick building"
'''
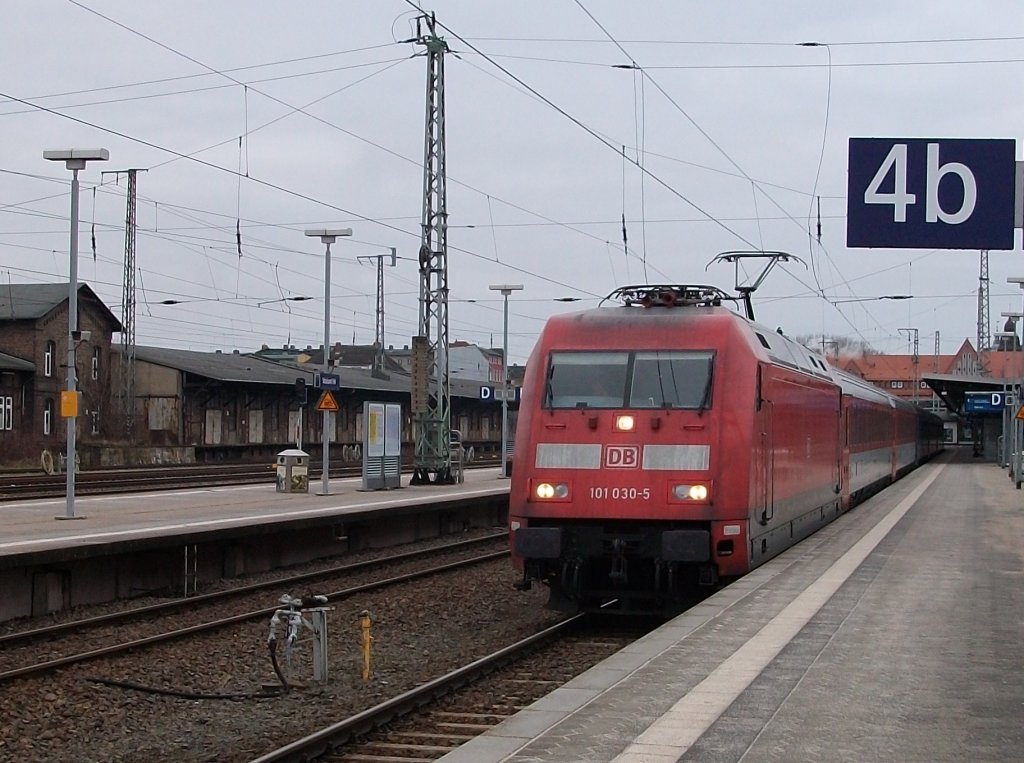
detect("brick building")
[0,283,122,467]
[837,339,984,414]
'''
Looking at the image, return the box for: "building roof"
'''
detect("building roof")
[0,282,122,331]
[839,354,928,380]
[980,350,1024,380]
[0,351,34,372]
[132,345,315,386]
[130,345,489,399]
[298,343,405,373]
[838,338,987,380]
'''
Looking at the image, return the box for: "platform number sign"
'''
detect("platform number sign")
[964,391,1012,414]
[847,138,1017,250]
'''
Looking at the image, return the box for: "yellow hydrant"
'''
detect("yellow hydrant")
[359,610,374,681]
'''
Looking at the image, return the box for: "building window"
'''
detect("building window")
[0,396,12,430]
[91,347,101,380]
[43,398,54,435]
[920,381,928,389]
[44,341,56,377]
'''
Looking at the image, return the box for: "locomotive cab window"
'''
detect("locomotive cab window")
[546,351,629,408]
[629,351,714,409]
[545,350,714,410]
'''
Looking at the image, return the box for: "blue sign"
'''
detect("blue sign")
[318,373,341,390]
[480,385,521,403]
[964,391,1011,414]
[847,138,1016,250]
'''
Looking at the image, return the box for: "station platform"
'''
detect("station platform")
[440,449,1024,762]
[0,468,507,563]
[0,469,508,622]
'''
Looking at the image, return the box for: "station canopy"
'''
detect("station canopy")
[922,373,1014,415]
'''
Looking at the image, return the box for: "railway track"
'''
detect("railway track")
[0,456,500,501]
[0,534,509,685]
[251,613,651,762]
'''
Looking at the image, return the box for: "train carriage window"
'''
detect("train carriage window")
[629,351,714,409]
[546,351,629,408]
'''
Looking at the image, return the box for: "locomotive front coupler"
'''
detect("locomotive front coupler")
[609,538,628,583]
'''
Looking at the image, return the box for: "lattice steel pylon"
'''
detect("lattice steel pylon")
[358,248,396,379]
[899,327,920,404]
[114,169,140,437]
[411,13,454,485]
[977,249,991,354]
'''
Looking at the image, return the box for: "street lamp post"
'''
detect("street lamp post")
[44,148,109,520]
[995,326,1019,468]
[1007,277,1024,487]
[305,228,352,496]
[489,284,523,478]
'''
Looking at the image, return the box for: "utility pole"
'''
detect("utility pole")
[411,12,453,485]
[977,250,991,355]
[104,168,145,438]
[358,248,396,379]
[899,328,920,404]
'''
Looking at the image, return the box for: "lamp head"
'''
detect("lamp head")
[44,148,109,170]
[489,284,524,296]
[305,228,352,244]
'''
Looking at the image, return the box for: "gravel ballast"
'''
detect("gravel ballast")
[0,543,562,762]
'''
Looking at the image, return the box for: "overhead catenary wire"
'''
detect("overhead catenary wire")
[571,2,891,342]
[462,34,1024,48]
[402,0,760,252]
[0,88,601,304]
[0,42,405,107]
[1,8,675,291]
[6,6,990,356]
[0,7,638,301]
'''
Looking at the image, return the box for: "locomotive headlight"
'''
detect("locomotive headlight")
[614,415,635,432]
[672,483,709,502]
[535,482,570,500]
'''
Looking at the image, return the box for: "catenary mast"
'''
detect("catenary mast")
[107,168,142,438]
[411,13,454,484]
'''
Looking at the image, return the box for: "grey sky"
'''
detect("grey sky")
[2,0,1023,363]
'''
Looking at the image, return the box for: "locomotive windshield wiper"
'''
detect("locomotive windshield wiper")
[696,366,714,416]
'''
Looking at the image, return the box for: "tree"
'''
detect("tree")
[793,334,877,359]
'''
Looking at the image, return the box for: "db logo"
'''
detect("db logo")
[604,445,640,468]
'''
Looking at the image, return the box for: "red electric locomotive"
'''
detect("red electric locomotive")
[509,284,942,614]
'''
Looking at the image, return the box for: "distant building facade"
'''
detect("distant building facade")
[838,339,985,414]
[0,283,121,467]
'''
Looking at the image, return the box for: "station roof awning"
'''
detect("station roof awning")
[922,373,1014,415]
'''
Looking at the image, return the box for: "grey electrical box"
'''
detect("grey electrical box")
[276,449,309,493]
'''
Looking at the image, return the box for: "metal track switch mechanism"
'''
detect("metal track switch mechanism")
[266,594,332,690]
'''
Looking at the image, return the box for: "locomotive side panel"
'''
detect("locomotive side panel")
[747,363,842,568]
